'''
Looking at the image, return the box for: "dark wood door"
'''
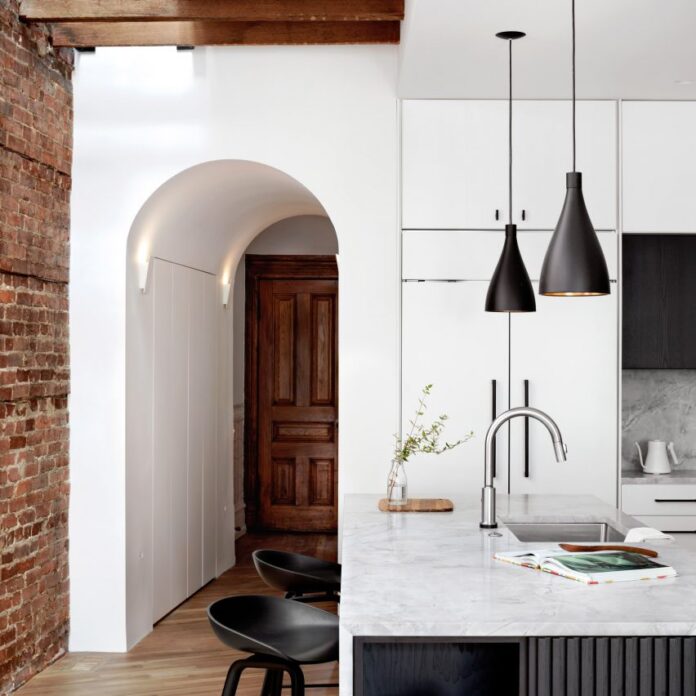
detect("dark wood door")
[246,256,338,532]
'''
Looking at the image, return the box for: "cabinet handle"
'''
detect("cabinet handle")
[663,530,696,534]
[521,209,526,221]
[495,209,500,221]
[491,379,497,478]
[654,498,696,503]
[524,380,530,478]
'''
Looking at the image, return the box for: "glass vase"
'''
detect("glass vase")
[386,460,408,507]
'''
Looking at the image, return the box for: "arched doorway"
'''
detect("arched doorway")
[125,160,338,645]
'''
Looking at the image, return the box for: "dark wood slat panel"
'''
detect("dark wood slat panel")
[581,638,595,696]
[552,638,567,696]
[683,638,695,696]
[654,638,668,696]
[610,638,624,696]
[50,19,401,46]
[21,0,405,22]
[626,638,639,696]
[567,638,581,696]
[597,637,610,696]
[668,638,681,696]
[538,637,552,696]
[529,638,537,696]
[639,638,653,696]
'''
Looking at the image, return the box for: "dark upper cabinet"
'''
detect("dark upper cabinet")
[623,234,696,368]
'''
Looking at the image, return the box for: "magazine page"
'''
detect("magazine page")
[543,551,675,583]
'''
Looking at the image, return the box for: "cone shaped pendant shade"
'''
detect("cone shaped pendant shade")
[486,224,536,311]
[539,173,610,295]
[539,0,610,297]
[485,31,535,313]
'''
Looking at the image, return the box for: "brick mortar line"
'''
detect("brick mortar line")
[0,140,72,179]
[0,394,70,405]
[0,266,69,287]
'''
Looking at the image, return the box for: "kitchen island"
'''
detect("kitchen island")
[339,494,696,695]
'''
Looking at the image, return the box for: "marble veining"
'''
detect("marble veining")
[622,369,696,471]
[623,470,696,485]
[339,493,696,695]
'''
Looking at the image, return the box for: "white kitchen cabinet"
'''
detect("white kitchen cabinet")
[402,101,508,230]
[401,232,619,504]
[623,101,696,233]
[401,282,509,497]
[402,100,617,231]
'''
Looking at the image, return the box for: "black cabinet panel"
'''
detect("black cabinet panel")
[623,234,696,368]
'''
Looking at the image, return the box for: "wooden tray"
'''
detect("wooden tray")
[378,498,454,513]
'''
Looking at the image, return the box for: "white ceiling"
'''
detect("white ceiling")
[399,0,696,99]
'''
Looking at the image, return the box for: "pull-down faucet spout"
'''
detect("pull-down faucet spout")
[480,407,567,529]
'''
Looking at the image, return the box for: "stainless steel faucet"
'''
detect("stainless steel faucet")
[480,407,567,529]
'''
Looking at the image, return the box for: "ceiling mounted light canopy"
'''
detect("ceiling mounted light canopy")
[539,0,610,297]
[486,30,536,313]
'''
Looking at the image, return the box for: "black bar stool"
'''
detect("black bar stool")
[207,595,338,696]
[252,550,341,603]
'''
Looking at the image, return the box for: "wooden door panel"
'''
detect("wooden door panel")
[251,263,338,532]
[310,294,336,405]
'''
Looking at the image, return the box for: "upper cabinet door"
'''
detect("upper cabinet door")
[513,101,617,230]
[623,102,696,233]
[402,100,508,229]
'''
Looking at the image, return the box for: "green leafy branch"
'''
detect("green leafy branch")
[393,384,473,464]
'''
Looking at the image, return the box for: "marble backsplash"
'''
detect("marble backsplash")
[622,370,696,471]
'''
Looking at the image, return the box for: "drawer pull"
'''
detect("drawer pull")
[663,530,696,534]
[654,498,696,503]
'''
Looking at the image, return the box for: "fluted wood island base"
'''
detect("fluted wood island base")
[340,494,696,695]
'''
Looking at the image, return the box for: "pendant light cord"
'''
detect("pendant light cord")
[508,38,513,225]
[572,0,576,172]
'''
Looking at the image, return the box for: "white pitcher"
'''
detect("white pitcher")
[635,440,679,475]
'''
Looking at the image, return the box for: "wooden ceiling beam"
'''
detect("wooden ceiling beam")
[21,1,405,23]
[49,20,401,47]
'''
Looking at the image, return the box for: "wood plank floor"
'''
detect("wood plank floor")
[17,534,338,696]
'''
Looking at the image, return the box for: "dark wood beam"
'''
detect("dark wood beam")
[21,1,404,23]
[50,20,401,47]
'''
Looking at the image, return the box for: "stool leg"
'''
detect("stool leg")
[285,663,305,696]
[261,668,283,696]
[221,661,246,696]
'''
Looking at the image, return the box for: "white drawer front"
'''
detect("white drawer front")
[633,515,696,533]
[623,484,696,516]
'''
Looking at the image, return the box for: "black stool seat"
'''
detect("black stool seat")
[208,595,339,665]
[252,550,341,598]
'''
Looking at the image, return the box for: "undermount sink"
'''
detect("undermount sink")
[505,522,625,543]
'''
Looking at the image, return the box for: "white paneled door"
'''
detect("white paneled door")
[401,281,510,497]
[152,259,219,622]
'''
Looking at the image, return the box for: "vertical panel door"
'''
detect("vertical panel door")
[509,280,618,506]
[401,282,509,498]
[402,100,508,229]
[258,278,338,531]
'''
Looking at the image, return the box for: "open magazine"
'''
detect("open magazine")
[494,548,677,585]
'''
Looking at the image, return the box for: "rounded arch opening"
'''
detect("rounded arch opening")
[125,160,338,647]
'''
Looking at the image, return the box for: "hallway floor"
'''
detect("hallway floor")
[17,534,338,696]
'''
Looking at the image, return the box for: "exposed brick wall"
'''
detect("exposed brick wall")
[0,1,73,692]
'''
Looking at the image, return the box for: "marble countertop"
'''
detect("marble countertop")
[340,493,696,639]
[623,470,696,485]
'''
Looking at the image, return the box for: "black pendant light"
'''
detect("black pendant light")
[539,0,610,297]
[485,31,536,313]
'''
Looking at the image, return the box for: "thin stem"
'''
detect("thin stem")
[508,39,513,225]
[572,0,576,172]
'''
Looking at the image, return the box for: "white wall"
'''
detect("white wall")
[71,46,399,651]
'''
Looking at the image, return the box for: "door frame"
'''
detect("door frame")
[244,254,339,531]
